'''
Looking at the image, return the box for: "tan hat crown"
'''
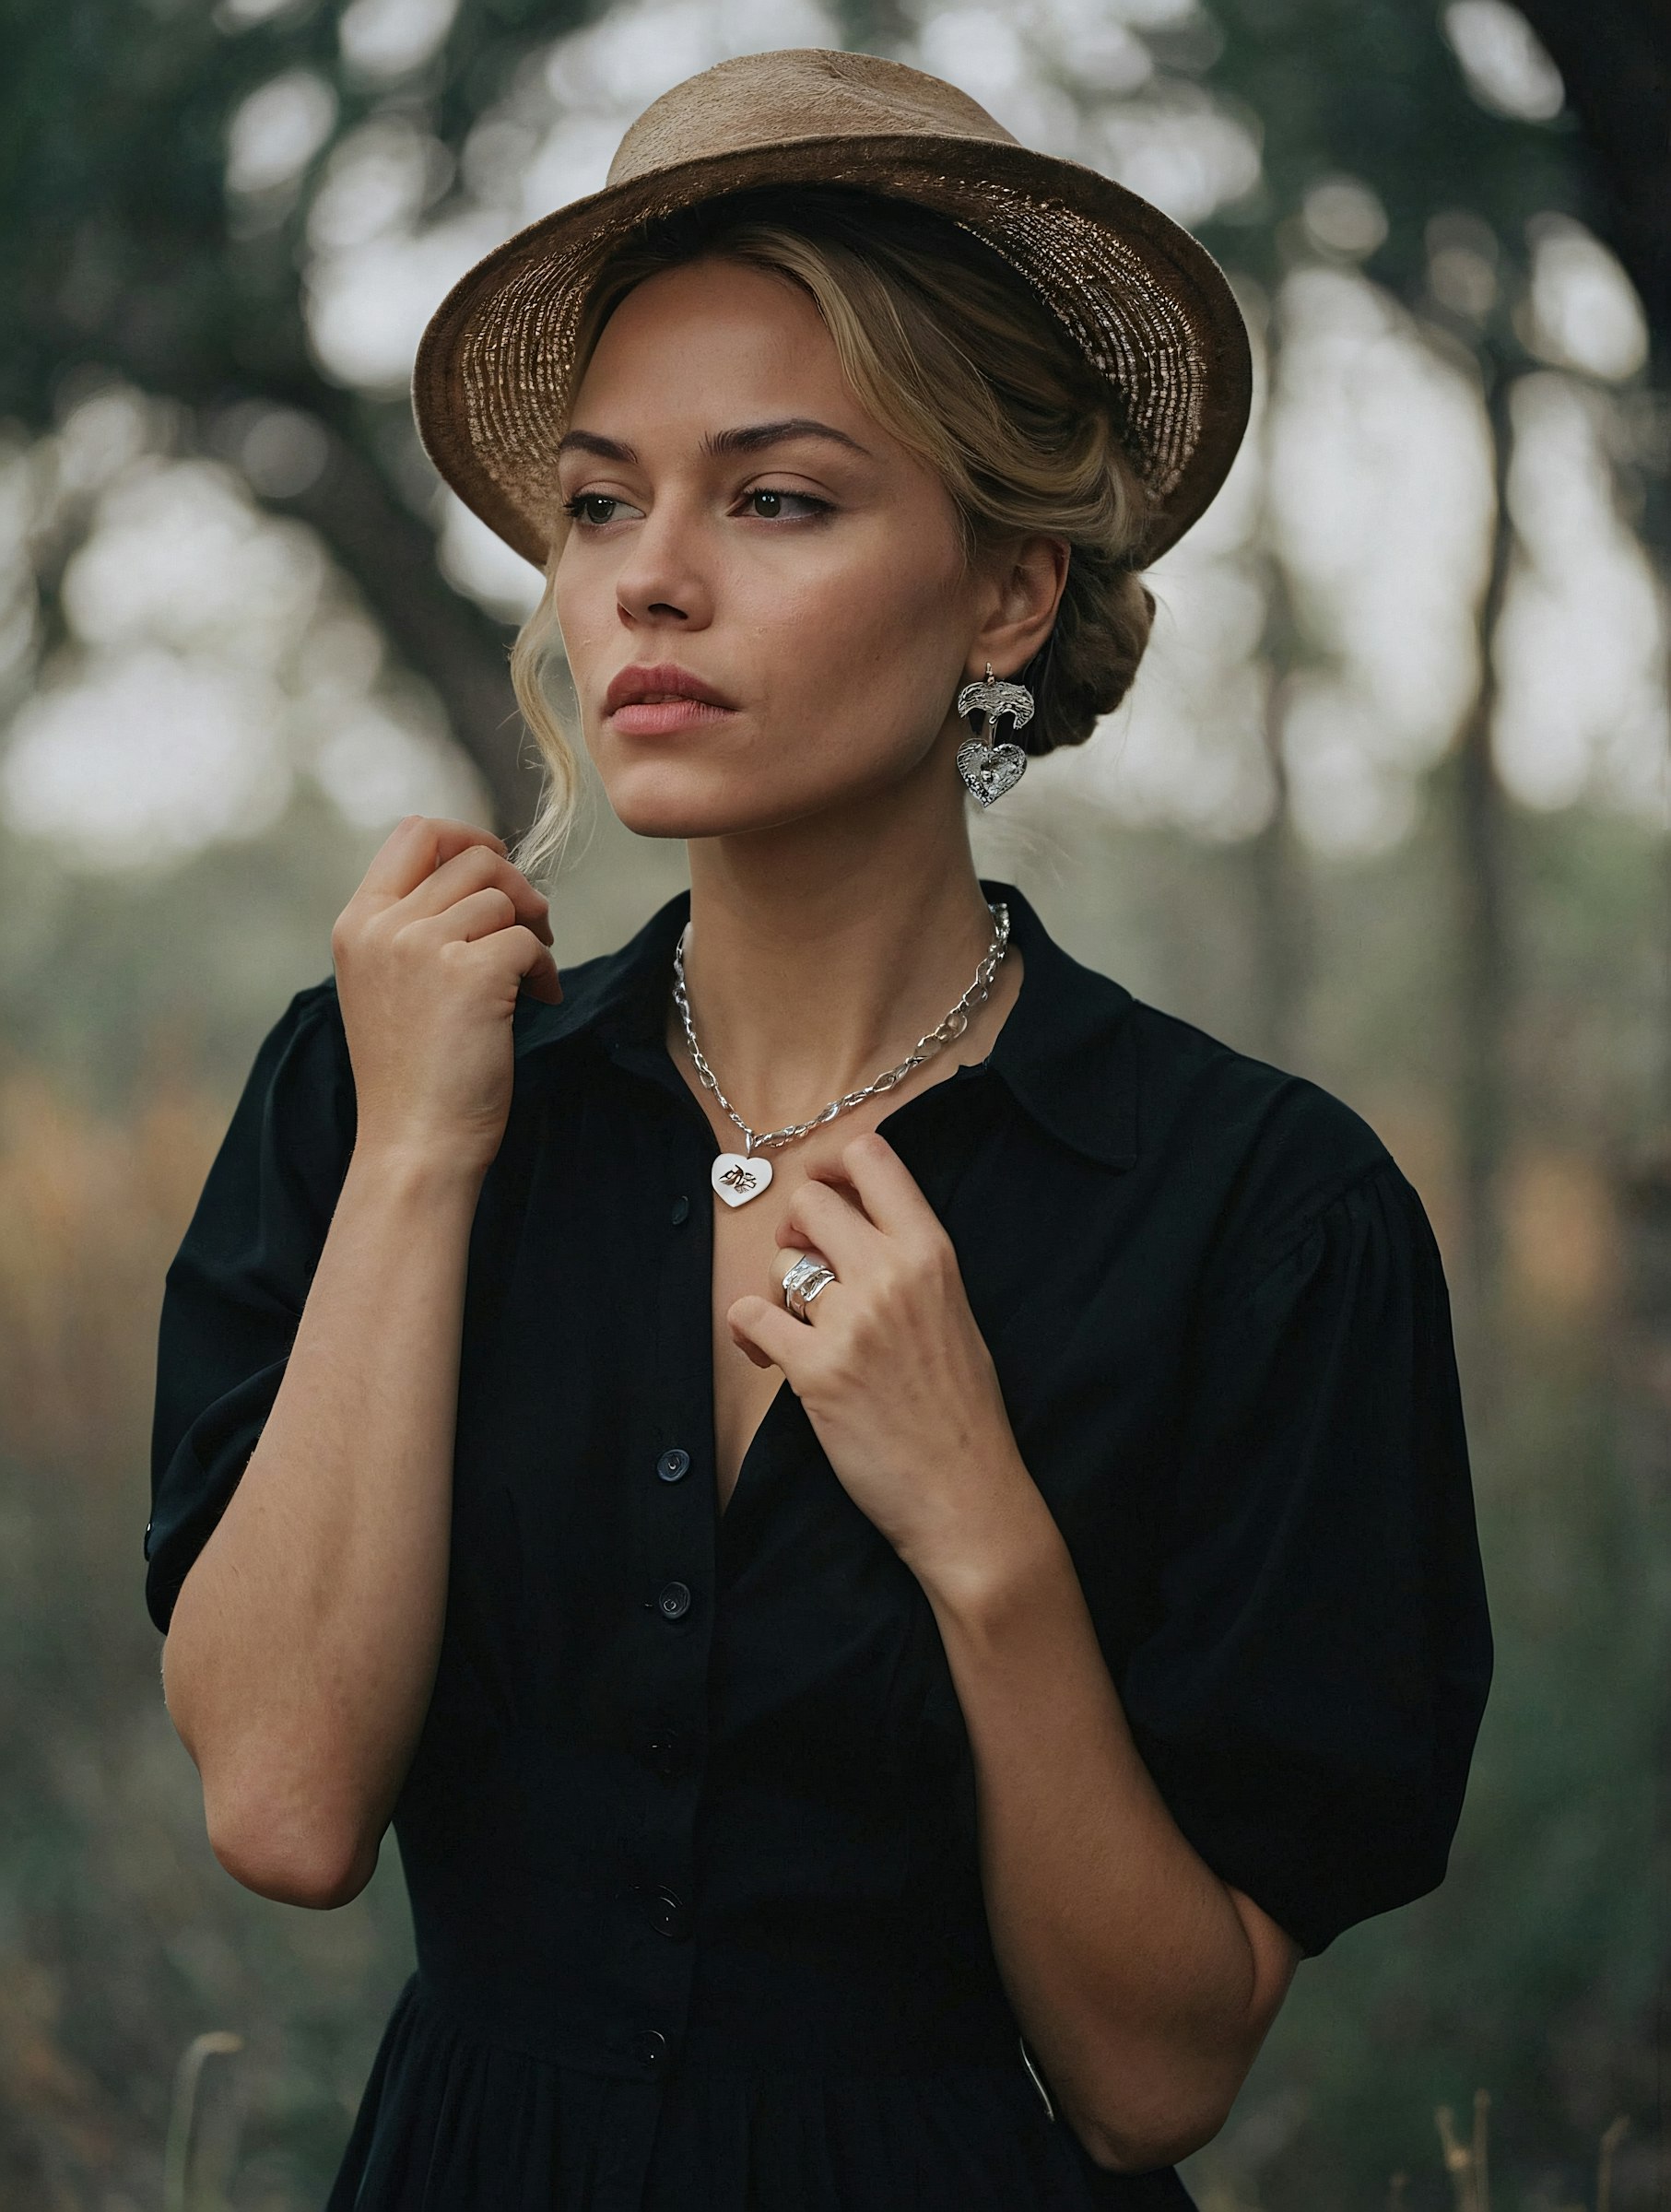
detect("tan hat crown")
[412,47,1252,572]
[606,50,1022,187]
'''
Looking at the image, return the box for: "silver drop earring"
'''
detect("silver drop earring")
[956,660,1033,806]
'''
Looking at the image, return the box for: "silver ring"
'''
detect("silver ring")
[787,1269,836,1320]
[782,1253,837,1321]
[781,1253,827,1299]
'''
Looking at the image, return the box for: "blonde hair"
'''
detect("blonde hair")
[507,184,1159,884]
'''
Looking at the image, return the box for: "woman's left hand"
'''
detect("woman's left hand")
[725,1130,1036,1583]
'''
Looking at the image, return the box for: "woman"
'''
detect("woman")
[147,49,1493,2212]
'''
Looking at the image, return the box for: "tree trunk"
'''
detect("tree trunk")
[1245,324,1312,1073]
[1509,0,1671,348]
[1449,350,1520,1395]
[284,426,545,841]
[1246,575,1310,1072]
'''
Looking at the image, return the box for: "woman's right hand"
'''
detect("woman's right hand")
[331,814,564,1180]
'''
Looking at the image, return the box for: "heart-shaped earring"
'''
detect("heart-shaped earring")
[956,660,1032,806]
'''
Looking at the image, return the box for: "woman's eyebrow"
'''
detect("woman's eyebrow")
[702,418,874,459]
[557,429,636,462]
[555,419,874,464]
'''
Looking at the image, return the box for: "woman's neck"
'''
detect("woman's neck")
[674,787,1009,1138]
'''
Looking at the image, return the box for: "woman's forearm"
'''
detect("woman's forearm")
[914,1468,1298,2171]
[160,1142,484,1909]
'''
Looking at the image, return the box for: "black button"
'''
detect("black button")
[670,1194,690,1225]
[656,1447,690,1483]
[647,1729,679,1772]
[646,1885,691,1941]
[636,2027,668,2066]
[657,1581,692,1619]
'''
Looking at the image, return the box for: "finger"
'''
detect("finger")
[465,922,564,1005]
[822,1131,942,1240]
[728,1293,813,1373]
[774,1175,879,1277]
[402,841,553,947]
[360,816,509,900]
[417,884,521,945]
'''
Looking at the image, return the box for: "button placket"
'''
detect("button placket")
[645,1884,691,1941]
[603,1117,720,2088]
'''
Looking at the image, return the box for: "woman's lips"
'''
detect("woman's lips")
[606,697,738,736]
[604,662,736,735]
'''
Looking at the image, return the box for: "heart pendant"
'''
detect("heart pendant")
[957,736,1028,806]
[712,1151,774,1206]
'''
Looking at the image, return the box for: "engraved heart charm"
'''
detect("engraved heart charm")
[712,1152,774,1206]
[957,736,1028,806]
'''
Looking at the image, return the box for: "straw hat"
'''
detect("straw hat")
[412,47,1252,573]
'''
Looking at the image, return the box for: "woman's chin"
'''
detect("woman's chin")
[595,745,930,844]
[598,768,861,843]
[608,797,808,841]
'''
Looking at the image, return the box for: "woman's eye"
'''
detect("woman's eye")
[739,488,829,521]
[563,488,828,526]
[563,494,636,526]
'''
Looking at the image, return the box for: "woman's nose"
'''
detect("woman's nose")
[613,505,712,629]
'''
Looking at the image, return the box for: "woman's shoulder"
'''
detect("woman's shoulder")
[288,969,342,1009]
[210,971,357,1184]
[243,968,346,1048]
[1124,994,1417,1288]
[276,969,346,1037]
[1128,994,1392,1171]
[254,968,354,1093]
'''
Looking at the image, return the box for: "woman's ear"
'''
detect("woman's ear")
[971,533,1070,677]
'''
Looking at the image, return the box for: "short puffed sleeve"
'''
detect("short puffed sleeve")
[145,977,356,1636]
[1119,1143,1493,1959]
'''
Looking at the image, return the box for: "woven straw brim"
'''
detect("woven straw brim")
[412,133,1253,574]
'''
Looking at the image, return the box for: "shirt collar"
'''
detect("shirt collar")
[512,877,1138,1172]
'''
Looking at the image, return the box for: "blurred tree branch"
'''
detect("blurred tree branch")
[4,0,584,840]
[276,412,537,837]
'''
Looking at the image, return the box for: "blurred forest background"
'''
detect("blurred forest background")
[3,0,1668,2205]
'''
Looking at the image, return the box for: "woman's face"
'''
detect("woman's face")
[551,253,1009,841]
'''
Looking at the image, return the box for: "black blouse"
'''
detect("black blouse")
[146,877,1493,2212]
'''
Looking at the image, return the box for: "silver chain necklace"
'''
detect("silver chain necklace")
[674,901,1011,1208]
